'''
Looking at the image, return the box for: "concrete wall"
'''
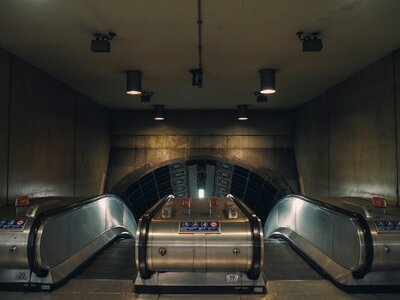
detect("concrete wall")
[295,51,399,205]
[0,50,10,207]
[107,110,299,193]
[0,48,110,206]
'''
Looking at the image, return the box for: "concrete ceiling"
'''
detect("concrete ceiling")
[0,0,400,110]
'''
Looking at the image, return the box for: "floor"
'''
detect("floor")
[0,239,399,300]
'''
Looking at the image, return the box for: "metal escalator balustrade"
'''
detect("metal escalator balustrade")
[264,194,400,287]
[0,194,137,291]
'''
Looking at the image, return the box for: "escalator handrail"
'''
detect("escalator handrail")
[227,194,263,280]
[27,194,130,276]
[270,194,373,279]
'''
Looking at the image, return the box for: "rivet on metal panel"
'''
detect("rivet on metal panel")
[158,247,167,256]
[233,248,240,255]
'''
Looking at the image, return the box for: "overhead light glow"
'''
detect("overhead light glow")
[198,188,205,198]
[260,89,276,94]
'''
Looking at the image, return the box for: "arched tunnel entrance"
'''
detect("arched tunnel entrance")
[111,158,293,223]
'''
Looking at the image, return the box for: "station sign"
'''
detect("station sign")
[375,220,400,232]
[179,221,220,233]
[0,219,26,230]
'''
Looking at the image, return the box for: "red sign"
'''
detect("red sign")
[209,198,218,208]
[182,197,191,208]
[372,197,387,208]
[15,196,29,207]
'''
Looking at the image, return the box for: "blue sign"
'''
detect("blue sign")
[0,219,26,230]
[179,221,220,233]
[375,220,400,232]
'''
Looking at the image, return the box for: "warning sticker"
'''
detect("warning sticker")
[0,219,26,231]
[179,221,220,233]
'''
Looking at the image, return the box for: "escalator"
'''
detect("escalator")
[264,195,400,287]
[0,194,136,291]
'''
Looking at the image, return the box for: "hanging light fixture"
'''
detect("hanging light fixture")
[237,105,249,121]
[259,69,276,94]
[126,70,142,95]
[154,105,165,121]
[189,0,204,88]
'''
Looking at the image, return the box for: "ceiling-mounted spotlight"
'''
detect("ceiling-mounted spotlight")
[126,70,142,95]
[141,91,154,102]
[237,105,249,121]
[91,32,116,53]
[259,69,276,94]
[254,92,268,103]
[154,105,165,121]
[296,31,323,52]
[189,68,203,88]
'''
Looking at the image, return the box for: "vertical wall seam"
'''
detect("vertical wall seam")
[327,93,331,199]
[73,94,77,196]
[393,52,399,207]
[6,55,13,206]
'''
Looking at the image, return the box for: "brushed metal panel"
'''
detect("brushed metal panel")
[296,203,333,256]
[37,216,69,268]
[141,197,259,273]
[36,195,136,273]
[332,215,362,269]
[148,221,195,272]
[265,195,365,276]
[70,202,106,254]
[0,220,32,269]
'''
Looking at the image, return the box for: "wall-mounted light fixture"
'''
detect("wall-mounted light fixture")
[91,32,116,53]
[154,105,165,121]
[254,92,268,103]
[141,91,154,102]
[296,31,323,52]
[259,69,276,94]
[237,105,249,121]
[126,70,142,95]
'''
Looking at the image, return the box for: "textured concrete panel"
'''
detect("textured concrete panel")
[0,49,10,207]
[106,147,299,194]
[112,110,295,136]
[295,94,329,198]
[108,109,298,196]
[112,135,293,149]
[329,55,396,203]
[75,95,110,196]
[8,58,75,199]
[395,49,400,206]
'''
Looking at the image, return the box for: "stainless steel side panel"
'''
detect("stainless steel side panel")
[35,195,137,273]
[264,196,365,272]
[147,220,252,272]
[139,197,259,274]
[0,221,32,270]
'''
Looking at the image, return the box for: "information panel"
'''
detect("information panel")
[0,219,26,230]
[179,221,220,233]
[375,220,400,232]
